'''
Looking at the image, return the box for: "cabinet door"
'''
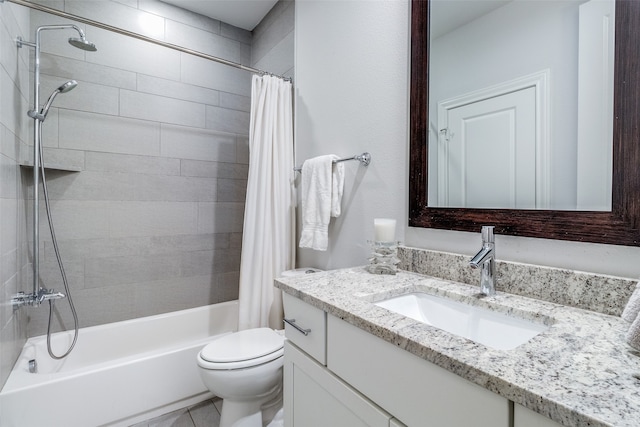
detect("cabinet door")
[327,315,510,427]
[514,403,564,427]
[284,341,391,427]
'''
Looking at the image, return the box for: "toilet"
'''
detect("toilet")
[197,327,284,427]
[197,268,321,427]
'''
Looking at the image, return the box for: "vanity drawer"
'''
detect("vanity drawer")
[283,293,326,364]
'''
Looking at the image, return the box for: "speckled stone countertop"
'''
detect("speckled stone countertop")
[275,267,640,427]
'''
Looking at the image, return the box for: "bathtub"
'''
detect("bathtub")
[0,301,238,427]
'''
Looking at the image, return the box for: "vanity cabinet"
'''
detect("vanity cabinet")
[284,341,393,426]
[514,403,564,427]
[283,293,394,426]
[327,314,510,427]
[283,293,508,427]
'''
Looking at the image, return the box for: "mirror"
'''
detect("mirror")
[409,0,640,246]
[428,0,614,211]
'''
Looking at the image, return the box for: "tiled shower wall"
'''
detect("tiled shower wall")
[24,0,251,336]
[0,1,30,390]
[19,0,293,338]
[252,0,294,78]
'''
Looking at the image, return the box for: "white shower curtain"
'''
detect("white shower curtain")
[238,75,295,331]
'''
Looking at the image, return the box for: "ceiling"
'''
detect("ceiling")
[430,0,512,38]
[161,0,508,36]
[161,0,279,31]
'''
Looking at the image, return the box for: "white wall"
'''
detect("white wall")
[294,0,640,279]
[295,0,409,270]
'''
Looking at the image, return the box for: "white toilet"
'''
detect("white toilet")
[197,268,321,427]
[197,327,285,427]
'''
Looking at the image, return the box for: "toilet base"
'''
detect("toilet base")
[219,385,282,427]
[220,401,262,427]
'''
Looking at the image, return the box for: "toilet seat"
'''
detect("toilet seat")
[198,328,284,370]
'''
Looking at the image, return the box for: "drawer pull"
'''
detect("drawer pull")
[284,318,311,336]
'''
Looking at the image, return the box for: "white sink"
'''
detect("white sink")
[374,292,548,350]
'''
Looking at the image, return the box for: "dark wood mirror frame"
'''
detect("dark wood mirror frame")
[409,0,640,246]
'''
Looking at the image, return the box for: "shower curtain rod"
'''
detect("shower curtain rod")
[5,0,292,82]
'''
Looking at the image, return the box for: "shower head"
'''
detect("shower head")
[57,80,78,93]
[28,80,78,122]
[68,37,97,52]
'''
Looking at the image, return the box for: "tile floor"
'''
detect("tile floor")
[130,398,222,427]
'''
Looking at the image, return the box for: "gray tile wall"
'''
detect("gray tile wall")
[22,0,254,336]
[0,1,30,390]
[252,0,294,78]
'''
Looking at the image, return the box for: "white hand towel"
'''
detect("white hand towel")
[299,155,343,251]
[626,310,640,350]
[331,161,345,217]
[622,282,640,322]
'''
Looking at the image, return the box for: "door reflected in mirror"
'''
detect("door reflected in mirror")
[428,0,614,211]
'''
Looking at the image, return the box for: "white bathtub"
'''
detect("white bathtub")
[0,301,238,427]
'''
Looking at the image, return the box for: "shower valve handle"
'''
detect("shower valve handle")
[37,288,66,304]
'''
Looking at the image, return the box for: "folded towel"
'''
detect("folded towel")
[331,160,345,217]
[622,282,640,322]
[299,155,344,251]
[626,311,640,350]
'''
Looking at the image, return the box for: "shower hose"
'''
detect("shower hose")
[38,126,79,359]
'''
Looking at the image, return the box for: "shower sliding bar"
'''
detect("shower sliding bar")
[294,152,372,172]
[6,0,292,82]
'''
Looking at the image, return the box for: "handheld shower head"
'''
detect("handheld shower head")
[57,80,78,93]
[28,80,78,121]
[68,37,97,52]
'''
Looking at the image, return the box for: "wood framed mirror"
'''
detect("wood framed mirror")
[409,0,640,246]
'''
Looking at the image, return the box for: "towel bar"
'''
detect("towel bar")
[294,152,371,172]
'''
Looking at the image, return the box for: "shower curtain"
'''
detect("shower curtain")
[238,75,295,330]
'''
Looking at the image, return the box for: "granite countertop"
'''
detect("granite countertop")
[275,267,640,427]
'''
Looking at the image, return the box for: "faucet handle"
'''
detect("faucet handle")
[481,226,495,243]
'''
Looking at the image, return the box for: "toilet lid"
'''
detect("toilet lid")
[200,328,284,363]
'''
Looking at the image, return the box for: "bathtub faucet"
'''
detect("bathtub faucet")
[37,288,66,304]
[11,288,65,308]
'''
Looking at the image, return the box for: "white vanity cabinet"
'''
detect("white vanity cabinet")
[514,403,564,427]
[327,314,510,427]
[283,294,393,426]
[283,293,509,427]
[284,341,393,427]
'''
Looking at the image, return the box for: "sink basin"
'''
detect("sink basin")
[374,292,548,350]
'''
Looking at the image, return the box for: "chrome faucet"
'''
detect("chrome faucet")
[469,226,496,296]
[12,288,65,308]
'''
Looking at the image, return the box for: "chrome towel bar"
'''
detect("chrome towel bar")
[294,152,371,172]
